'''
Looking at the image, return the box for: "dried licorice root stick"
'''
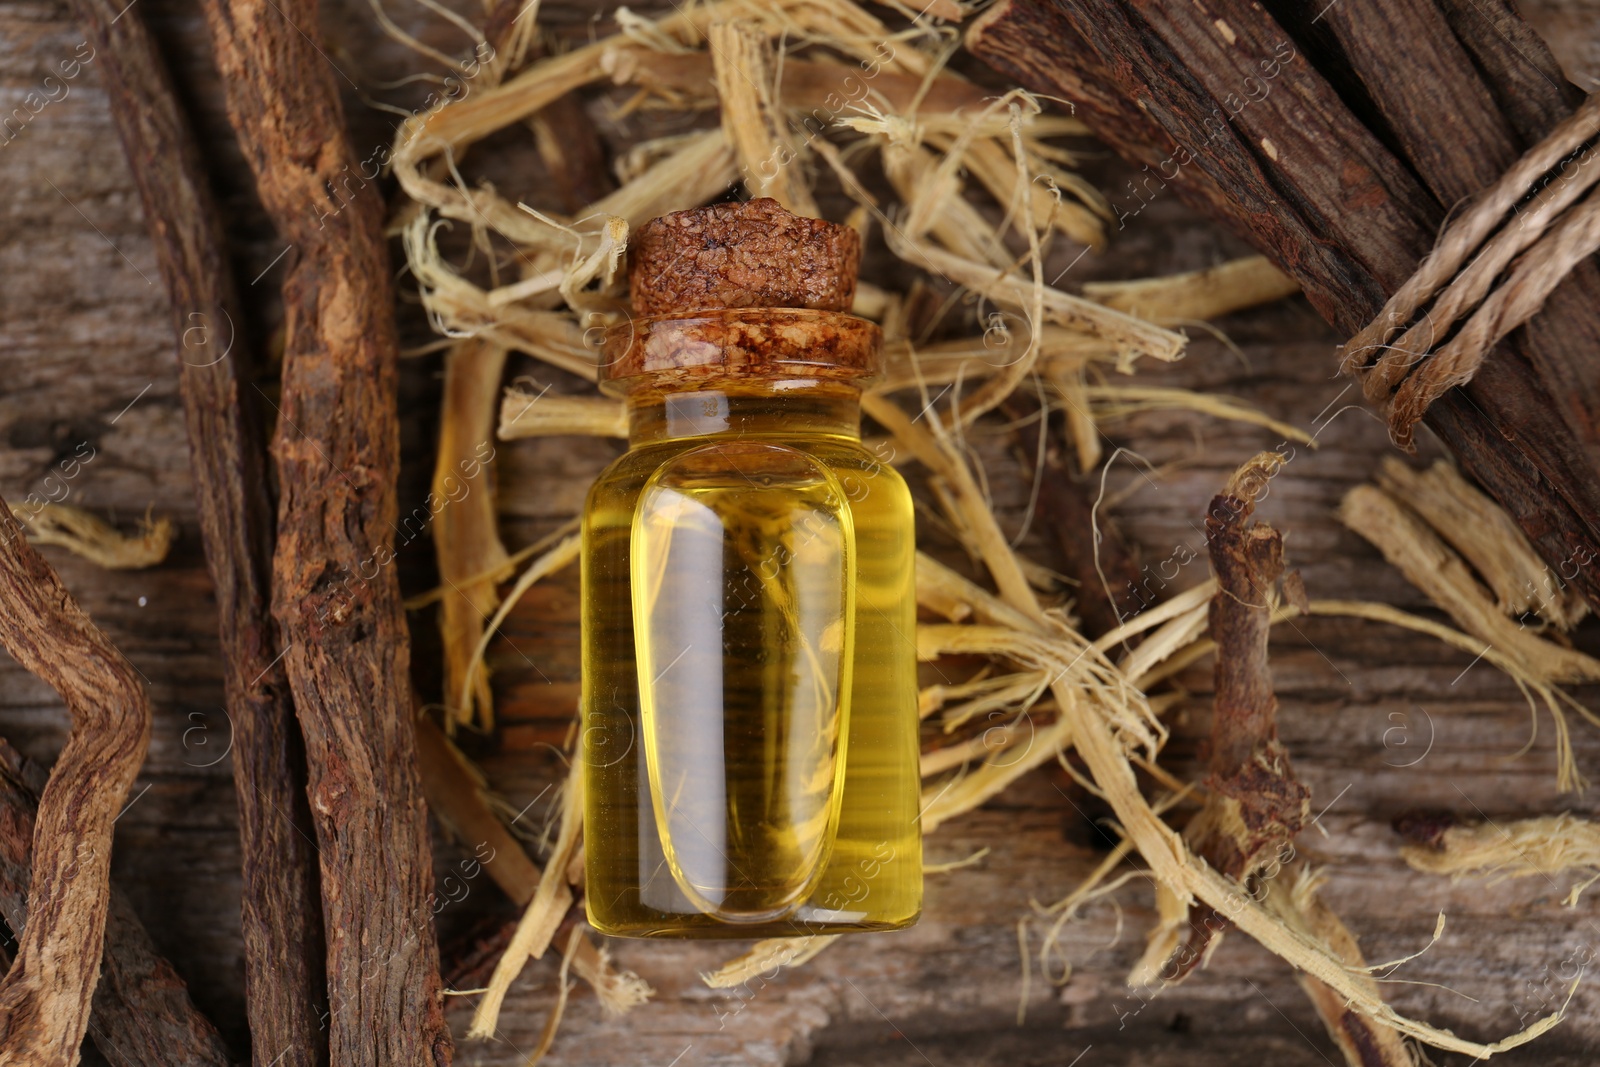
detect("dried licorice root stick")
[62,0,327,1062]
[964,0,1600,613]
[0,505,151,1065]
[196,0,449,1060]
[0,741,231,1067]
[1172,453,1407,1067]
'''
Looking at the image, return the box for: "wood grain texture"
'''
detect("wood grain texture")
[2,0,1600,1064]
[58,0,327,1061]
[192,0,449,1060]
[0,741,233,1067]
[0,505,150,1066]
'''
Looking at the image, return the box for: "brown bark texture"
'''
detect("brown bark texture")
[193,0,451,1061]
[61,0,329,1063]
[0,506,151,1066]
[1191,460,1404,1066]
[965,0,1600,612]
[0,742,233,1067]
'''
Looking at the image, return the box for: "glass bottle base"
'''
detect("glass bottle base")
[586,905,921,940]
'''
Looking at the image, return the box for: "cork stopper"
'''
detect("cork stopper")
[602,200,880,396]
[627,198,861,315]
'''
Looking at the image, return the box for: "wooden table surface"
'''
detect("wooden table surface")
[2,1,1599,1063]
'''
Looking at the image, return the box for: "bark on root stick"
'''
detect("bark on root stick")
[965,0,1600,612]
[0,505,151,1066]
[63,0,327,1060]
[195,0,450,1059]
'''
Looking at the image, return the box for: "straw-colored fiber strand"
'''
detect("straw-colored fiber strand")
[521,925,584,1065]
[1043,361,1101,472]
[877,137,1014,270]
[920,713,1037,777]
[584,128,739,233]
[711,21,819,215]
[1037,786,1198,989]
[921,715,1073,832]
[1081,255,1300,325]
[1126,879,1190,988]
[1374,457,1587,629]
[1092,579,1216,656]
[884,233,1186,368]
[433,338,512,730]
[871,391,1559,1055]
[1082,385,1314,447]
[402,213,597,378]
[570,935,655,1016]
[937,671,1050,730]
[8,503,174,570]
[950,100,1049,427]
[1340,484,1600,684]
[868,395,1031,611]
[600,48,993,117]
[919,670,1004,718]
[925,847,990,874]
[1117,600,1210,690]
[1261,865,1412,1067]
[880,329,1120,392]
[1402,814,1600,906]
[499,390,629,440]
[405,518,579,611]
[701,934,840,988]
[469,768,583,1038]
[458,533,581,720]
[1307,598,1592,792]
[923,128,1107,249]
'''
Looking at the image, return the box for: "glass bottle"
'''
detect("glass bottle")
[581,203,922,938]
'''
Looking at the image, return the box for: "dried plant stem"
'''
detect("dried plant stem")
[469,771,581,1038]
[198,0,449,1058]
[965,0,1600,613]
[412,724,650,1019]
[1341,484,1600,684]
[1000,390,1139,638]
[701,936,840,988]
[0,505,151,1066]
[1163,455,1308,976]
[60,0,328,1060]
[711,21,818,215]
[0,742,230,1067]
[1184,458,1405,1066]
[435,340,512,731]
[1081,255,1300,325]
[415,718,540,904]
[872,403,1548,1055]
[498,392,628,440]
[1374,458,1587,629]
[1262,866,1412,1067]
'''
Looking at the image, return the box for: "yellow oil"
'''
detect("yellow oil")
[582,387,921,937]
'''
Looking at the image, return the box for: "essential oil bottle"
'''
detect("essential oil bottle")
[581,200,922,938]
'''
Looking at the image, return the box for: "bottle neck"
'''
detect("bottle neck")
[625,382,863,445]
